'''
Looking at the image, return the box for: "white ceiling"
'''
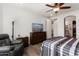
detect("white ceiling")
[21,3,79,18]
[3,3,79,18]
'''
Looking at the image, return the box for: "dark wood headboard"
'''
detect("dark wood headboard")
[30,32,46,45]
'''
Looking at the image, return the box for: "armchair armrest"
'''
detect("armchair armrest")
[10,40,22,45]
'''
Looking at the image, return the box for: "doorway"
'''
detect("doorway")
[64,15,76,37]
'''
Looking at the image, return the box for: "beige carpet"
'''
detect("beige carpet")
[23,43,42,56]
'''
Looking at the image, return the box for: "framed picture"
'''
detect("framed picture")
[32,23,43,32]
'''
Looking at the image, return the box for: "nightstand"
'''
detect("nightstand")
[17,37,29,47]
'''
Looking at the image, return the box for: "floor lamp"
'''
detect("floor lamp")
[12,20,14,40]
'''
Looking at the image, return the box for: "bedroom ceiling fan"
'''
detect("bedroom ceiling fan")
[46,3,71,13]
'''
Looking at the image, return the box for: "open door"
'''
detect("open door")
[64,15,76,37]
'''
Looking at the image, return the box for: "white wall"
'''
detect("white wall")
[46,19,52,38]
[52,9,79,39]
[0,4,3,34]
[2,4,46,40]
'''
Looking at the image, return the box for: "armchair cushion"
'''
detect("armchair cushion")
[0,46,14,52]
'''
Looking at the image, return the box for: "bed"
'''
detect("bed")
[41,36,79,56]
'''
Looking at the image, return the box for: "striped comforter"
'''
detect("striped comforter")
[41,37,79,56]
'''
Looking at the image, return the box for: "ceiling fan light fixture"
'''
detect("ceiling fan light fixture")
[53,8,60,11]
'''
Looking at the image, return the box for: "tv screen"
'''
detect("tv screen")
[32,23,43,32]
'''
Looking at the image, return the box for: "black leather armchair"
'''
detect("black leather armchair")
[0,34,24,56]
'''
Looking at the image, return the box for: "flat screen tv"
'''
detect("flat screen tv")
[32,23,43,32]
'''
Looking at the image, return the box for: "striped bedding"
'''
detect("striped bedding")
[41,37,79,56]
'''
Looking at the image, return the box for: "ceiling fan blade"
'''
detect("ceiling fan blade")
[54,3,58,7]
[60,6,71,9]
[59,3,64,6]
[55,3,58,5]
[46,4,55,8]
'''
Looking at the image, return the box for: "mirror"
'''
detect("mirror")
[64,15,76,37]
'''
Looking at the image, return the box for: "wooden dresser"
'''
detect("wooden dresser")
[30,32,46,45]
